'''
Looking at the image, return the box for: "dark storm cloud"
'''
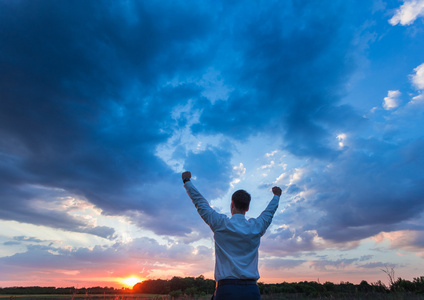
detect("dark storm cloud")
[0,0,220,236]
[0,184,117,239]
[192,1,366,158]
[2,0,418,245]
[266,135,424,246]
[309,137,424,242]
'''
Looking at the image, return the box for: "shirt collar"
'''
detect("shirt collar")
[231,213,246,219]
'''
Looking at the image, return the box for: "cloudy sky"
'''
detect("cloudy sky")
[1,0,424,288]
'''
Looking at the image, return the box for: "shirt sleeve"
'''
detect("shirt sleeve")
[184,181,224,231]
[256,195,280,236]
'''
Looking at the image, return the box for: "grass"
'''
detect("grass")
[0,295,214,300]
[0,295,169,300]
[3,294,424,300]
[261,293,424,299]
[0,295,215,300]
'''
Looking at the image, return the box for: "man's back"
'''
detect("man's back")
[213,214,264,280]
[183,178,280,280]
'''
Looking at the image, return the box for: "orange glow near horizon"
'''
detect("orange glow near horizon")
[119,276,143,288]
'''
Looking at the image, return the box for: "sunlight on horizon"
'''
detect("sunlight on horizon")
[119,276,143,288]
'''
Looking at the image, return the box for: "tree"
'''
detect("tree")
[359,280,372,293]
[381,266,396,290]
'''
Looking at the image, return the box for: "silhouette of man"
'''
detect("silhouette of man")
[182,171,282,300]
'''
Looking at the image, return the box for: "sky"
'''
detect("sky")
[1,0,424,289]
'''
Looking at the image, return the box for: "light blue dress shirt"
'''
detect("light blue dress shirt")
[184,181,280,281]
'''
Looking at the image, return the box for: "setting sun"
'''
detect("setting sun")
[119,276,142,288]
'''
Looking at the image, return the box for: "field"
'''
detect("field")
[2,293,424,300]
[261,293,424,299]
[0,295,172,300]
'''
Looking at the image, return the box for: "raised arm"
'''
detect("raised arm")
[182,171,223,231]
[256,186,282,236]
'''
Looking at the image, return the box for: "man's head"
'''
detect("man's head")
[231,189,251,213]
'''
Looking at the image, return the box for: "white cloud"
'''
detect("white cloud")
[411,93,424,104]
[336,133,347,148]
[389,0,424,26]
[275,172,288,184]
[410,62,424,90]
[275,168,304,186]
[233,163,246,177]
[370,106,379,113]
[260,161,275,169]
[230,163,246,187]
[265,150,278,157]
[383,90,401,110]
[406,93,424,108]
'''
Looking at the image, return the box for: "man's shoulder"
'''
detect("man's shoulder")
[246,216,262,224]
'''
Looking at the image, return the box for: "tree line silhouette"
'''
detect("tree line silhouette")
[133,275,424,297]
[2,275,424,298]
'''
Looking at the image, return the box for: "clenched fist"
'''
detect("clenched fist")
[272,186,282,196]
[182,171,191,181]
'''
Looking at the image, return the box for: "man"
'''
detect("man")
[182,171,282,300]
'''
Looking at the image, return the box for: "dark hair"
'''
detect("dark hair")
[231,189,251,211]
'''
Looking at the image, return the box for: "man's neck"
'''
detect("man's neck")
[231,209,246,216]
